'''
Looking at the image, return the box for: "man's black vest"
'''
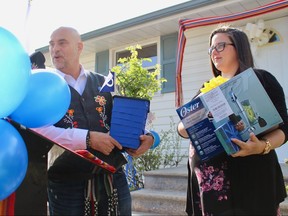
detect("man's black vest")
[55,71,112,131]
[48,71,114,180]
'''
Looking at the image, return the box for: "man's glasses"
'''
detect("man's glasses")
[208,42,234,56]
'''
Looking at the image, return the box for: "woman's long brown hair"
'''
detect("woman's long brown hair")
[209,24,255,77]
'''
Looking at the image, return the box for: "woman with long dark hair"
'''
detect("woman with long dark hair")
[178,24,288,215]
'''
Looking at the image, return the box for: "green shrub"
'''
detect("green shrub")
[111,44,166,100]
[125,117,187,191]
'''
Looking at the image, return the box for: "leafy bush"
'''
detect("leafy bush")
[111,44,166,100]
[124,117,187,191]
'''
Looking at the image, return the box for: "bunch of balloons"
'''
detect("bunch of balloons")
[0,27,71,200]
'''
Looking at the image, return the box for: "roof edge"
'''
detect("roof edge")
[36,0,223,52]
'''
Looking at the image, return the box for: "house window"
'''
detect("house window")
[160,33,177,93]
[114,33,177,94]
[115,44,157,69]
[96,50,109,75]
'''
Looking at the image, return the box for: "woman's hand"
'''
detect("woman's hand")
[230,132,265,157]
[177,122,189,139]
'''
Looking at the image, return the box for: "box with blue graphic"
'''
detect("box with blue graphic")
[214,120,241,155]
[176,68,283,161]
[176,96,225,161]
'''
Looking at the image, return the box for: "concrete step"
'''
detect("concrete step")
[132,164,288,215]
[143,165,187,191]
[131,189,186,215]
[280,163,288,182]
[132,211,165,216]
[131,165,187,215]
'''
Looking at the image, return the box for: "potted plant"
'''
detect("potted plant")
[109,44,166,149]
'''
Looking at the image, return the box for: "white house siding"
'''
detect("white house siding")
[252,16,288,101]
[251,16,288,163]
[79,52,96,71]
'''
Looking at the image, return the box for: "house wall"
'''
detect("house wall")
[252,16,288,163]
[79,52,95,71]
[252,16,288,100]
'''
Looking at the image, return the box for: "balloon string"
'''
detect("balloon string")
[26,0,31,21]
[24,0,32,52]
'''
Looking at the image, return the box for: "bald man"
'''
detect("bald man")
[34,27,154,216]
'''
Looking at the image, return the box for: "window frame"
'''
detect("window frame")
[111,38,163,96]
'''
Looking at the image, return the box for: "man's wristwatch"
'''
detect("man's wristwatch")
[262,138,272,155]
[145,132,155,149]
[86,131,91,149]
[145,132,154,138]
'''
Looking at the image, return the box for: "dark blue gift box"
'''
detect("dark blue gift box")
[110,96,150,149]
[214,120,241,155]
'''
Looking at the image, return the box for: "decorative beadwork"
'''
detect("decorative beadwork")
[84,173,119,215]
[84,197,91,216]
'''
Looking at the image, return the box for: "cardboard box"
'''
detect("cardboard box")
[176,68,283,161]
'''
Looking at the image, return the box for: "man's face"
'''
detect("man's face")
[49,28,81,72]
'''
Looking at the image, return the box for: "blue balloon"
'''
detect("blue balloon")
[10,70,71,128]
[0,27,31,118]
[150,130,161,149]
[0,119,28,200]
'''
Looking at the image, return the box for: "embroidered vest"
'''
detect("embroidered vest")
[55,71,112,131]
[48,71,113,179]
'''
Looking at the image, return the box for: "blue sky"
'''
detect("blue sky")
[0,0,188,54]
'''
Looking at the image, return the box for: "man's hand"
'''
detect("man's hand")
[125,134,154,157]
[89,131,122,155]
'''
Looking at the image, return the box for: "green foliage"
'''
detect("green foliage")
[125,117,187,191]
[111,44,167,100]
[134,117,186,172]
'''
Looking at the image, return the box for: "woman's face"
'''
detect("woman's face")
[210,33,239,78]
